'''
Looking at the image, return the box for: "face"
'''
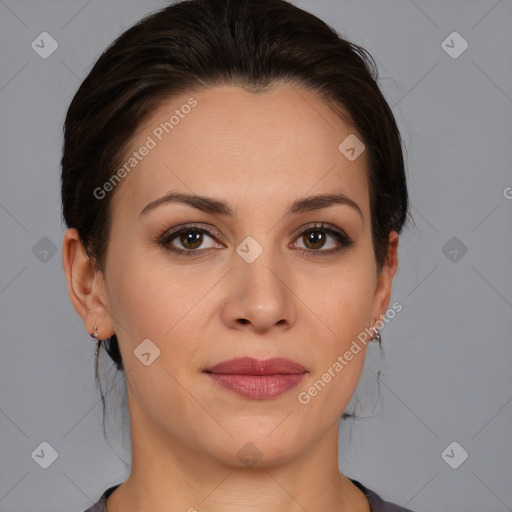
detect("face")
[65,83,398,468]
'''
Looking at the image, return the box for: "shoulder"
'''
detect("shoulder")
[82,484,121,512]
[349,478,415,512]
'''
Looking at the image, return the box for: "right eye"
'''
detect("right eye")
[158,224,223,257]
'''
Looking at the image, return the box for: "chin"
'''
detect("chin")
[202,421,310,469]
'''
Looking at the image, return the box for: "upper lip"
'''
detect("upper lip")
[205,357,307,375]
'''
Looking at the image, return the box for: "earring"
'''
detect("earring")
[372,325,381,343]
[89,325,99,339]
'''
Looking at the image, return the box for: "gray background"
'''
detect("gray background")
[0,0,511,511]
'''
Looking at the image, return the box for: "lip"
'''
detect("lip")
[204,357,308,400]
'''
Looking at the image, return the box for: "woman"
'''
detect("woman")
[61,0,413,510]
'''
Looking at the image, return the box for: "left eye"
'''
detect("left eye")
[295,229,340,251]
[291,224,353,253]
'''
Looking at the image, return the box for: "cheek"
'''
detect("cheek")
[110,257,207,419]
[107,250,203,344]
[296,260,375,404]
[302,260,376,344]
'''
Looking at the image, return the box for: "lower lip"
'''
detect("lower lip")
[206,373,307,399]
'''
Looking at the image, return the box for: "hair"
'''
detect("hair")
[61,0,411,426]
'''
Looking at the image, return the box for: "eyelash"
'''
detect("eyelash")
[157,223,354,258]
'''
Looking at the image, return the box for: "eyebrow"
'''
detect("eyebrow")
[139,191,363,220]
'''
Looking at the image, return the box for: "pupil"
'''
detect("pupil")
[306,231,324,249]
[181,231,202,249]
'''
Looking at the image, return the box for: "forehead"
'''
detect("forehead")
[110,83,369,221]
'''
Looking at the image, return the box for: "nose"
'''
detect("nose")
[220,245,297,335]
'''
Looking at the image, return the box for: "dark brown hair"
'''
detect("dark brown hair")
[61,0,410,419]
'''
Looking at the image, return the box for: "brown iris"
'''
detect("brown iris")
[179,231,203,249]
[303,231,326,250]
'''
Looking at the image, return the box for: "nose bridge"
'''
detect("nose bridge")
[221,231,296,331]
[237,232,287,301]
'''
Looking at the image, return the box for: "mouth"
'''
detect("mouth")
[203,357,308,400]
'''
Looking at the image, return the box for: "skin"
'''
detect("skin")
[62,83,399,512]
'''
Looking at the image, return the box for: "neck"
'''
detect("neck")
[106,399,370,512]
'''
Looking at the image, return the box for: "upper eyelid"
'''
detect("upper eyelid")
[160,223,220,240]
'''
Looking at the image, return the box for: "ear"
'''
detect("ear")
[61,228,115,340]
[370,230,399,327]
